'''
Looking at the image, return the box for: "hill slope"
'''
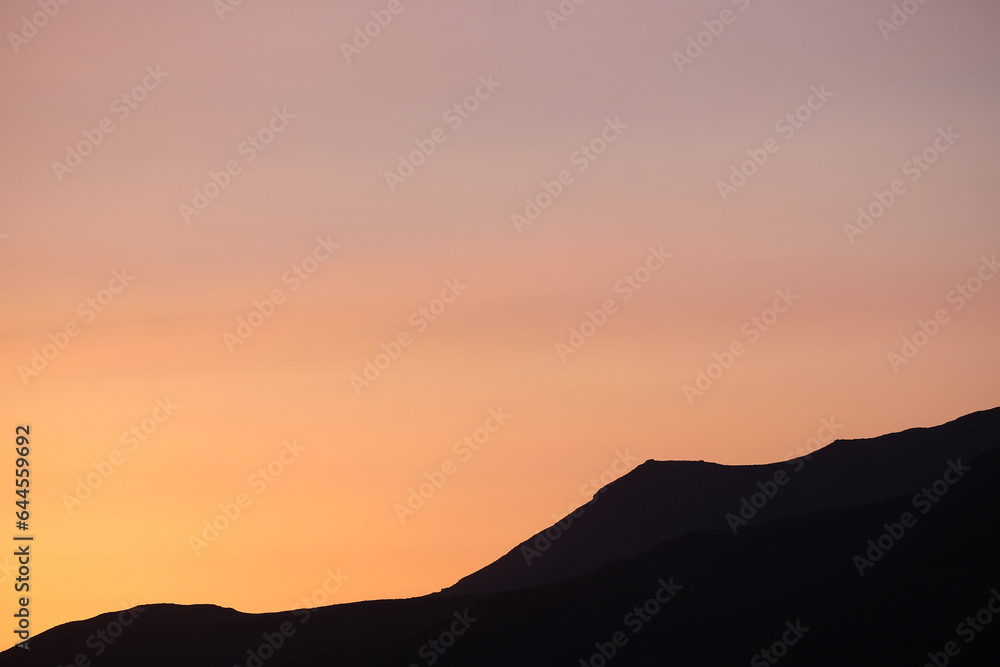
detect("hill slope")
[3,407,998,666]
[446,407,1000,595]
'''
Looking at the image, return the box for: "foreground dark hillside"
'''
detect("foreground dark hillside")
[4,409,999,666]
[448,407,1000,595]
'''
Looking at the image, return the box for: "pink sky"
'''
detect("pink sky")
[1,0,998,645]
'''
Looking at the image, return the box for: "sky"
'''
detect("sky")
[1,0,999,646]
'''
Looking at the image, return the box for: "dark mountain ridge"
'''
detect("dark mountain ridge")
[4,407,998,666]
[446,407,1000,595]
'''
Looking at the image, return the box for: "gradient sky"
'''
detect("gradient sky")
[2,0,999,645]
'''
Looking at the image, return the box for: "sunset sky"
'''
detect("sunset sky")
[2,0,999,644]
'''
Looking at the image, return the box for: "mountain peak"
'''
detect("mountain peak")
[445,407,1000,596]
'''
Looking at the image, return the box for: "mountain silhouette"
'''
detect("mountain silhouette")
[3,407,999,666]
[446,407,1000,595]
